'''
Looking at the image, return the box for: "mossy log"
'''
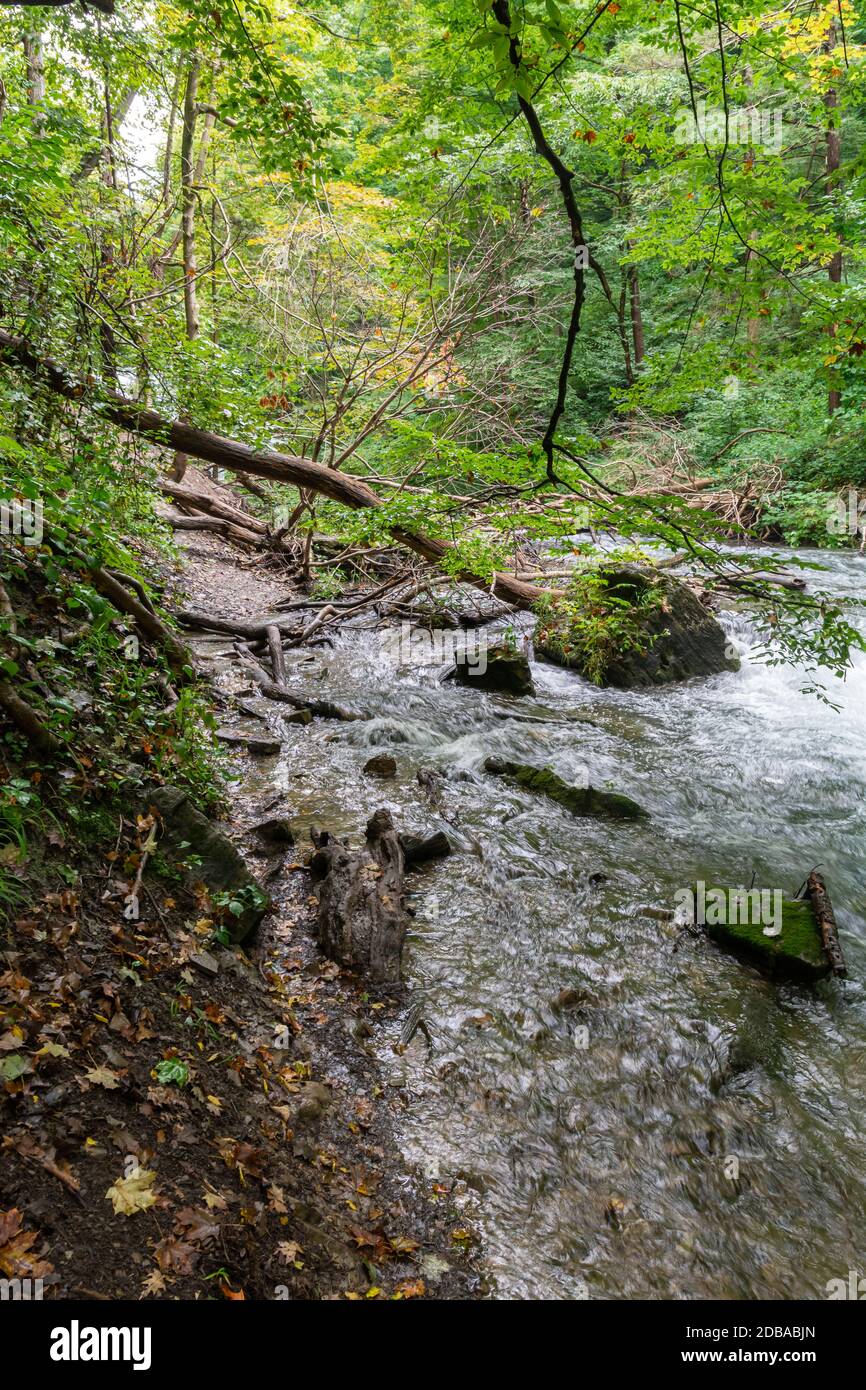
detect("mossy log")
[484,757,648,820]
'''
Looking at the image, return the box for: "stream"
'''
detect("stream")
[223,545,866,1300]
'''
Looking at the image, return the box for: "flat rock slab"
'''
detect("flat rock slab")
[216,729,282,755]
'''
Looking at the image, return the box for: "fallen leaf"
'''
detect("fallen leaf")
[106,1168,158,1216]
[84,1065,121,1090]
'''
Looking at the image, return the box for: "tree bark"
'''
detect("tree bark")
[311,810,407,983]
[628,261,644,366]
[170,57,202,482]
[824,22,843,414]
[806,870,846,977]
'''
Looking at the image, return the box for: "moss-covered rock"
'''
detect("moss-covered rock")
[449,641,534,696]
[685,885,831,981]
[147,785,267,943]
[484,757,648,820]
[535,563,738,688]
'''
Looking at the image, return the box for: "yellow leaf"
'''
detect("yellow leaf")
[106,1168,158,1216]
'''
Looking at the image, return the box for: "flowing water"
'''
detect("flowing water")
[244,547,866,1300]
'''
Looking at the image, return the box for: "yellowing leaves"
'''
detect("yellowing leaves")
[106,1168,158,1216]
[83,1065,121,1089]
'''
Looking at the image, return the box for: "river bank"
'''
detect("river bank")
[190,531,865,1300]
[3,504,864,1303]
[0,523,479,1302]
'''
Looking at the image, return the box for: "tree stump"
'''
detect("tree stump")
[311,810,407,984]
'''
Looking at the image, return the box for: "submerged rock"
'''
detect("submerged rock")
[484,757,648,820]
[216,728,282,755]
[448,640,535,697]
[399,830,452,865]
[147,785,267,943]
[534,563,738,688]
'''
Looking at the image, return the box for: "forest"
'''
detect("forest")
[0,0,865,1322]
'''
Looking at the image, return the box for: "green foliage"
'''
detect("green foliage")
[534,564,664,685]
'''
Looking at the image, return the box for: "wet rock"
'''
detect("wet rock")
[400,830,452,866]
[248,815,294,845]
[484,758,648,821]
[190,951,220,977]
[216,729,282,755]
[283,708,313,726]
[683,886,832,982]
[534,563,738,688]
[146,785,267,943]
[363,753,397,779]
[295,1081,332,1124]
[447,640,534,697]
[550,987,586,1013]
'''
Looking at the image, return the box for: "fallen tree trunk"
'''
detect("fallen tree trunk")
[806,870,847,977]
[158,479,268,534]
[163,510,263,546]
[0,330,545,610]
[310,810,407,984]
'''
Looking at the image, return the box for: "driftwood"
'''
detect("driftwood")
[311,810,407,984]
[806,870,847,977]
[265,624,287,686]
[235,644,362,721]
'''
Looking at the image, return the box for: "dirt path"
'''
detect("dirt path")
[0,496,477,1302]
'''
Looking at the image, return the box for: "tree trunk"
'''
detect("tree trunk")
[22,27,45,124]
[311,810,407,983]
[825,22,843,414]
[627,259,644,366]
[170,56,201,482]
